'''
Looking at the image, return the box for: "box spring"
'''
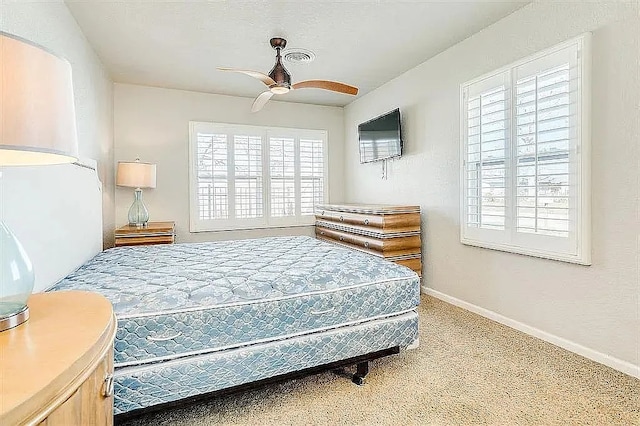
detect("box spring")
[113,311,418,414]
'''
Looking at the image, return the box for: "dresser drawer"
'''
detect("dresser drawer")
[115,235,174,247]
[315,209,385,228]
[316,228,422,260]
[316,226,382,251]
[114,222,175,247]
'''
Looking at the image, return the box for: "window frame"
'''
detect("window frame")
[459,34,591,265]
[189,121,329,232]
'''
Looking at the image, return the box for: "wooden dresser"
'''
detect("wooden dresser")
[315,204,422,277]
[0,291,117,426]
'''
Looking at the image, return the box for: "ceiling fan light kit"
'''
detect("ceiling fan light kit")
[270,86,289,94]
[218,37,359,112]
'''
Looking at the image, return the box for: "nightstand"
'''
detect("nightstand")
[0,291,116,425]
[114,221,175,247]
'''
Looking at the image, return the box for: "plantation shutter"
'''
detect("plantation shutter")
[196,133,229,220]
[462,71,511,243]
[269,136,296,217]
[299,138,325,215]
[461,36,589,264]
[513,45,579,247]
[234,134,263,219]
[190,122,328,232]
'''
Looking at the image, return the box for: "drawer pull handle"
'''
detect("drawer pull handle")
[364,242,370,248]
[310,307,335,315]
[364,219,370,225]
[147,331,182,342]
[339,215,344,221]
[103,375,114,397]
[320,231,325,235]
[339,236,344,241]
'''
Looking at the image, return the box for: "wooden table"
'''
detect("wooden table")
[114,221,175,247]
[0,291,117,425]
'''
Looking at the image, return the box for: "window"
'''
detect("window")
[460,35,591,265]
[189,122,327,231]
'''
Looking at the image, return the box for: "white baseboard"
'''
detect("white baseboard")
[423,287,640,379]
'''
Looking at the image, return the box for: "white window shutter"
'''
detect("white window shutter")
[462,71,511,244]
[299,138,325,216]
[234,135,263,219]
[460,35,590,264]
[515,47,577,238]
[196,133,229,220]
[190,123,328,231]
[269,136,296,217]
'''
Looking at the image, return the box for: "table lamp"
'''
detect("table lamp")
[116,159,156,227]
[0,32,79,331]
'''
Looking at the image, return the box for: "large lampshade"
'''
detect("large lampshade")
[116,161,157,189]
[1,32,79,332]
[0,32,79,165]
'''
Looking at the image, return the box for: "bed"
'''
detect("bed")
[48,235,420,416]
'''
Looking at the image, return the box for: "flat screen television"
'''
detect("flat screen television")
[358,108,402,163]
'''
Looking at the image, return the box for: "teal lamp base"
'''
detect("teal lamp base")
[128,188,150,227]
[0,221,35,332]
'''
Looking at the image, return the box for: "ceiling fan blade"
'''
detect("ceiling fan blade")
[292,80,358,95]
[251,91,274,113]
[217,67,276,87]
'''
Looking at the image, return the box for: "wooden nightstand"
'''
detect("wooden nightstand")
[0,291,116,425]
[114,221,175,247]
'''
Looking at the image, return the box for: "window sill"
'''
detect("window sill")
[461,237,591,266]
[190,221,315,233]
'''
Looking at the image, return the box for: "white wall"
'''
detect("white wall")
[343,1,639,375]
[114,83,344,243]
[1,0,115,248]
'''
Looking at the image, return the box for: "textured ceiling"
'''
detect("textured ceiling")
[65,0,529,107]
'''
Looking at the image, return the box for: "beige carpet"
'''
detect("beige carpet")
[119,295,639,425]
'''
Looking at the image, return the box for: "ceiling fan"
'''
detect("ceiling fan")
[218,37,359,112]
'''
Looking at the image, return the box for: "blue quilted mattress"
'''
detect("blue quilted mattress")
[49,236,420,368]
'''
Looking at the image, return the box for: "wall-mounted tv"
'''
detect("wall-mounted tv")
[358,108,402,164]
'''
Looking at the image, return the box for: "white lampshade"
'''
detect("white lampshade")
[116,161,157,189]
[0,32,80,332]
[0,32,79,166]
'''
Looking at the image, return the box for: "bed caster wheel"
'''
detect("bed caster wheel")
[352,375,366,386]
[352,361,369,386]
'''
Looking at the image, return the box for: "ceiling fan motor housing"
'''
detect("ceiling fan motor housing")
[268,37,291,92]
[269,62,291,88]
